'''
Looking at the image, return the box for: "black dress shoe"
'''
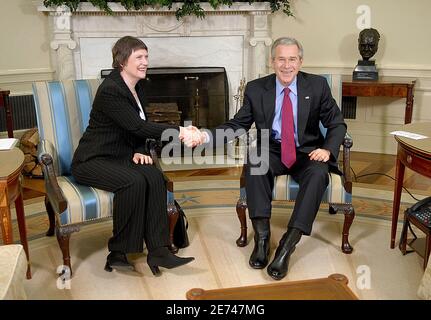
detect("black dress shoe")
[147,246,194,276]
[104,251,134,272]
[267,227,302,280]
[249,218,270,269]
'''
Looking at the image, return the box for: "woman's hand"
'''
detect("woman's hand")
[133,153,153,165]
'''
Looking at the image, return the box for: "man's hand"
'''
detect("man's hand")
[309,148,330,162]
[179,125,207,147]
[133,153,153,165]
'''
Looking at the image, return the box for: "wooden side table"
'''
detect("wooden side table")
[186,274,358,300]
[391,123,431,250]
[342,76,416,124]
[0,90,14,138]
[0,148,31,279]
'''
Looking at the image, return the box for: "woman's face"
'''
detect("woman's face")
[122,48,149,81]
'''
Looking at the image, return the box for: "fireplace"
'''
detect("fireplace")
[102,67,228,128]
[36,2,273,120]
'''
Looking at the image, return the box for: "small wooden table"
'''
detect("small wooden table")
[391,122,431,249]
[186,274,358,300]
[0,148,31,279]
[342,76,416,124]
[0,90,14,138]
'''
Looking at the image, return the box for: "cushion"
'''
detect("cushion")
[239,172,352,205]
[0,244,27,300]
[273,173,352,204]
[57,176,114,226]
[418,257,431,300]
[33,79,102,176]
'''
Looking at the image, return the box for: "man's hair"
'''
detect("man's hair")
[112,36,148,70]
[271,37,304,59]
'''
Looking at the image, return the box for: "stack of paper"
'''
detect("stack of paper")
[0,138,19,150]
[389,131,428,140]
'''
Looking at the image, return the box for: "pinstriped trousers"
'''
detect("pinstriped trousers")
[71,158,169,253]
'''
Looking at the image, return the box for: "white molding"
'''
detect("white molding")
[35,1,272,14]
[0,68,55,95]
[303,65,431,79]
[0,68,54,83]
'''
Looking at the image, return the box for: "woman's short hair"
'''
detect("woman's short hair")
[112,36,148,70]
[271,37,304,60]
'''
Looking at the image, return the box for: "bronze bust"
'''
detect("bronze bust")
[358,28,380,61]
[353,28,381,80]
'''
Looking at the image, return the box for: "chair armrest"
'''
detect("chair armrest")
[147,139,174,193]
[342,132,353,194]
[37,140,67,214]
[38,139,58,168]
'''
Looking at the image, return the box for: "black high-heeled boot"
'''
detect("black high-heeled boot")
[267,227,302,280]
[147,246,194,276]
[249,218,270,269]
[104,251,134,272]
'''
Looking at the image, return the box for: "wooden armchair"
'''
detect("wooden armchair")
[32,80,180,276]
[235,74,355,254]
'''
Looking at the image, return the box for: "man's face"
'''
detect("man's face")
[122,48,149,81]
[271,44,303,87]
[359,35,378,60]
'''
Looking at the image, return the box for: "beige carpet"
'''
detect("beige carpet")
[3,180,427,299]
[23,206,425,300]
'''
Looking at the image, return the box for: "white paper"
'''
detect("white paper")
[390,131,428,140]
[0,138,19,150]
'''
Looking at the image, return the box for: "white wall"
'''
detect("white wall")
[0,0,54,94]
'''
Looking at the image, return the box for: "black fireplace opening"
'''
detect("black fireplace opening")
[101,67,229,129]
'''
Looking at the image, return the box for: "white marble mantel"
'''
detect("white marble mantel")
[35,1,274,117]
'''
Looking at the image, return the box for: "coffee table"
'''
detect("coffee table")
[186,274,358,300]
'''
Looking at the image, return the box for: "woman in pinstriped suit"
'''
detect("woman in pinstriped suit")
[71,36,194,275]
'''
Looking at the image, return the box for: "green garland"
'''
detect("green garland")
[42,0,292,19]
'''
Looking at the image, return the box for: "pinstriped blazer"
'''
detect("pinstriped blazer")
[72,69,179,165]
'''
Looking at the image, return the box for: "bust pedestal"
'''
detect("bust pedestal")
[353,60,378,81]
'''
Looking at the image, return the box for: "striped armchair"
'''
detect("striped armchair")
[32,80,180,276]
[235,74,355,254]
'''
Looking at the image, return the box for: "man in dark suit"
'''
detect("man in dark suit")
[189,37,346,280]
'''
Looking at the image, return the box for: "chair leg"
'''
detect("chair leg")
[341,205,355,254]
[56,226,74,277]
[45,196,55,237]
[424,233,431,270]
[399,212,409,255]
[167,202,179,254]
[236,198,248,247]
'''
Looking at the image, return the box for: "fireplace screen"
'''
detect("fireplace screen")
[101,67,229,129]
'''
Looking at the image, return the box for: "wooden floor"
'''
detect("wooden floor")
[349,151,431,194]
[21,151,431,200]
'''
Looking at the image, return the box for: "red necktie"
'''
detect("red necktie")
[281,88,296,168]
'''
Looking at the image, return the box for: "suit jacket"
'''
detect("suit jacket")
[212,71,347,166]
[72,69,178,165]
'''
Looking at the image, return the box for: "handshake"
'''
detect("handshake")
[179,125,208,148]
